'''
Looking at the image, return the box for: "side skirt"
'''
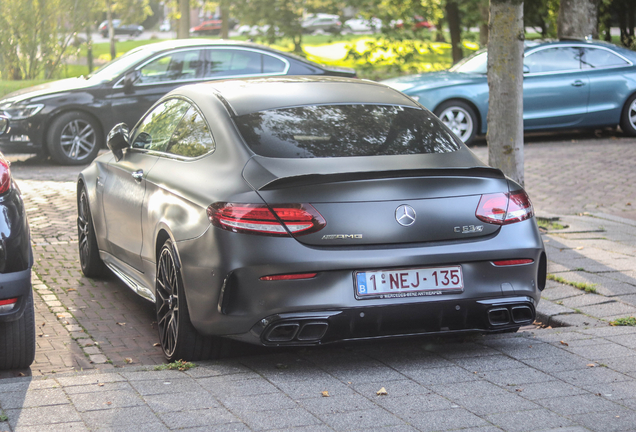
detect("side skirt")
[100,251,155,303]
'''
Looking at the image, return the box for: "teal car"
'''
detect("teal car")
[382,40,636,144]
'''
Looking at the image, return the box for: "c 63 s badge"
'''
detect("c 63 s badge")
[454,225,484,234]
[322,234,363,240]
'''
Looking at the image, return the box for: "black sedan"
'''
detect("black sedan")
[0,116,35,370]
[78,77,546,362]
[0,40,356,165]
[98,20,144,38]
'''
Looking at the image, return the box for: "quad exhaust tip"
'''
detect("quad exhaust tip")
[264,321,328,343]
[487,304,534,326]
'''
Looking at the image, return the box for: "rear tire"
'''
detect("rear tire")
[155,239,222,362]
[0,291,36,370]
[46,111,102,165]
[620,93,636,137]
[434,100,478,145]
[78,186,106,278]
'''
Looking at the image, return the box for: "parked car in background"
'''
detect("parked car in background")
[98,19,144,38]
[0,39,356,165]
[78,76,545,361]
[382,39,636,144]
[0,116,35,371]
[190,20,222,36]
[159,19,171,32]
[302,14,342,34]
[343,17,382,34]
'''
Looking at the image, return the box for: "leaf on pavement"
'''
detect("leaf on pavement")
[124,358,133,364]
[321,391,330,397]
[376,387,388,396]
[560,341,569,346]
[116,322,126,326]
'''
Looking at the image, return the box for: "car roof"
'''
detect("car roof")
[523,39,636,60]
[180,76,419,116]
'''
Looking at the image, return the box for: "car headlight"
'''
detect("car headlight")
[0,103,44,120]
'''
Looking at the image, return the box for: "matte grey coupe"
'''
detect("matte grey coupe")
[78,77,546,361]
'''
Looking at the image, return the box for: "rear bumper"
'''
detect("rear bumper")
[0,267,33,322]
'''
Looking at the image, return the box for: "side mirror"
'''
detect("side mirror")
[107,123,130,161]
[0,115,9,136]
[123,70,140,94]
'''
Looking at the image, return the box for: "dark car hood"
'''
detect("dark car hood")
[381,71,486,94]
[0,77,95,104]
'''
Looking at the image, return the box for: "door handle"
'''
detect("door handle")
[571,80,585,87]
[131,169,143,181]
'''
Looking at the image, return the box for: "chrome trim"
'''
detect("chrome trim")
[523,43,633,77]
[101,253,155,302]
[113,46,290,89]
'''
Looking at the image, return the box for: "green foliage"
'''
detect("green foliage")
[610,316,636,326]
[525,0,560,38]
[0,413,7,422]
[547,274,598,294]
[536,217,567,231]
[154,359,196,371]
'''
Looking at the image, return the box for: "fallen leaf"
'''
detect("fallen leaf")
[116,322,126,326]
[376,387,388,396]
[546,326,552,329]
[68,288,77,292]
[627,203,632,206]
[560,341,569,346]
[575,246,584,250]
[153,343,161,347]
[98,383,104,387]
[41,323,46,326]
[321,391,330,397]
[515,388,523,392]
[124,358,133,364]
[106,401,112,405]
[587,364,596,367]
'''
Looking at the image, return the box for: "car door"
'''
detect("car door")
[523,46,590,129]
[101,98,191,271]
[580,46,633,127]
[107,48,204,130]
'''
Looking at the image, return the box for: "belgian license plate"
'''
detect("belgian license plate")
[355,266,463,299]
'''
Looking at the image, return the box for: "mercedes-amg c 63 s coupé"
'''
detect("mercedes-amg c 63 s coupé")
[78,77,546,361]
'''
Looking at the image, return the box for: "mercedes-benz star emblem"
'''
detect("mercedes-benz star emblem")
[395,205,416,227]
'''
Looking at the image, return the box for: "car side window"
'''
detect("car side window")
[204,49,264,78]
[131,99,191,151]
[166,107,216,158]
[137,50,203,84]
[263,54,286,73]
[581,48,629,69]
[524,47,582,73]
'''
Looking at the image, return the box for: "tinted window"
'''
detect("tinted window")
[131,99,190,151]
[263,55,286,73]
[204,49,262,78]
[581,47,629,69]
[167,107,215,157]
[234,105,460,158]
[524,47,582,73]
[450,51,487,74]
[138,50,202,84]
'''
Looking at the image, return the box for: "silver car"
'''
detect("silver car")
[78,77,546,361]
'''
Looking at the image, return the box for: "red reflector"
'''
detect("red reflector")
[0,153,11,194]
[260,273,318,281]
[492,259,534,266]
[476,190,534,225]
[207,203,326,236]
[0,297,18,306]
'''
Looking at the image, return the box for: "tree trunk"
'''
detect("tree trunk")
[178,0,190,39]
[106,0,116,60]
[487,0,524,186]
[558,0,599,39]
[446,1,463,64]
[86,24,94,74]
[479,0,489,47]
[221,0,229,39]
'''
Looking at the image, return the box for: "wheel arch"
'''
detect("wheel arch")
[434,97,483,136]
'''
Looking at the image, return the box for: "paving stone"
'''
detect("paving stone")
[79,406,160,430]
[484,408,574,432]
[144,391,221,413]
[5,404,82,429]
[67,389,145,412]
[0,388,68,409]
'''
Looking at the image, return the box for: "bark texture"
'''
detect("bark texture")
[178,0,190,39]
[558,0,599,39]
[446,1,463,64]
[487,0,524,185]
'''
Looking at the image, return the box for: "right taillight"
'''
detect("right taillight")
[476,191,534,225]
[207,202,326,236]
[0,153,11,194]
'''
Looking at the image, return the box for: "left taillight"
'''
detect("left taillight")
[0,153,11,194]
[207,203,326,236]
[476,190,534,225]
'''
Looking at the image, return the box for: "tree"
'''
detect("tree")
[178,0,190,39]
[558,0,599,39]
[105,0,153,59]
[446,1,463,64]
[487,0,524,185]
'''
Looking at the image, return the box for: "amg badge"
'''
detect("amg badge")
[454,225,484,234]
[321,234,363,240]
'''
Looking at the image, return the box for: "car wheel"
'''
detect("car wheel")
[0,291,36,370]
[620,93,636,137]
[46,111,102,165]
[78,186,106,278]
[434,101,478,145]
[155,239,221,361]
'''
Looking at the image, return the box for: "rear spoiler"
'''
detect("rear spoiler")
[242,151,503,191]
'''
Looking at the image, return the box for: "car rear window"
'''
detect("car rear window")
[233,104,461,158]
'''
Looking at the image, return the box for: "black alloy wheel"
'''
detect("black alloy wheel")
[77,187,106,277]
[155,239,220,361]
